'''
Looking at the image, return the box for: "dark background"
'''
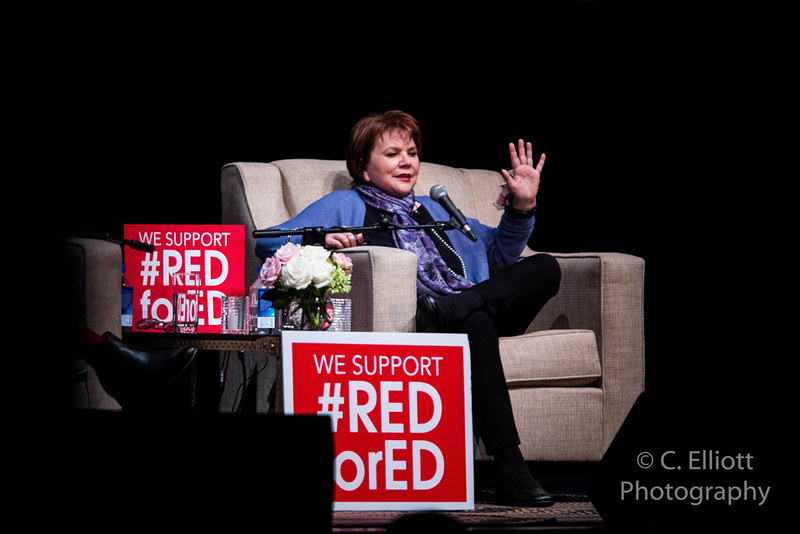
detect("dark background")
[40,2,784,462]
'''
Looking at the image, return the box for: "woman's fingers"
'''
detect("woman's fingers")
[510,139,536,167]
[508,142,521,168]
[325,232,363,249]
[536,152,546,174]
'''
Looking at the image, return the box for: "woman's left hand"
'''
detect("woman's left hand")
[500,139,545,211]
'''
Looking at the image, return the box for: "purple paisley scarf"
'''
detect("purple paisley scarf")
[355,183,474,296]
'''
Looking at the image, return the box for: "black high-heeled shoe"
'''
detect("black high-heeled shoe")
[86,332,197,409]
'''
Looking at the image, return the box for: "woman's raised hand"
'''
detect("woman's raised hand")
[500,139,545,211]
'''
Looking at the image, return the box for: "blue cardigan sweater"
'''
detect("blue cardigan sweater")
[254,190,534,285]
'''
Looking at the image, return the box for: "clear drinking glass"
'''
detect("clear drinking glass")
[221,295,249,334]
[172,272,201,334]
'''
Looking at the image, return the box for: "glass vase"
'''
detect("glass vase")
[281,295,333,331]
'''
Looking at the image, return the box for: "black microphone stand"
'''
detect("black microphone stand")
[104,233,156,253]
[252,216,466,246]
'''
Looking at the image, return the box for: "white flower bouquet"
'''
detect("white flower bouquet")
[259,243,353,330]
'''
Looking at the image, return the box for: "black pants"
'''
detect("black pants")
[450,254,561,455]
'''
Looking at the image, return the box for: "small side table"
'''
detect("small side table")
[122,332,283,412]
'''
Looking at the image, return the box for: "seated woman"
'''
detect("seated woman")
[256,110,561,507]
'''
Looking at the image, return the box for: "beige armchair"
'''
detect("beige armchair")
[221,159,645,461]
[60,237,122,411]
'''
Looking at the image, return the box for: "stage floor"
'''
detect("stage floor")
[332,494,602,532]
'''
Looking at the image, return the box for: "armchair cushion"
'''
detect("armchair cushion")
[500,329,601,387]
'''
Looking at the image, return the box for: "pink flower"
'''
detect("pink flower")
[274,242,300,264]
[259,256,282,284]
[331,252,353,276]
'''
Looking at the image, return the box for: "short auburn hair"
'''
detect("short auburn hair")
[346,110,422,182]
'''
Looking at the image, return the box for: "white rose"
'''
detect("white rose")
[298,245,331,262]
[310,259,334,289]
[281,257,313,289]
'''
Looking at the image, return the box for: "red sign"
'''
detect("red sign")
[123,224,246,333]
[282,331,474,511]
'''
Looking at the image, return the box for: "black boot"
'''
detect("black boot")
[416,291,486,332]
[492,446,554,507]
[86,332,197,410]
[415,295,442,332]
[494,474,554,507]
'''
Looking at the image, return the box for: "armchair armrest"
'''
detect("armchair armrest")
[60,237,122,410]
[62,237,122,337]
[529,252,645,449]
[344,246,418,333]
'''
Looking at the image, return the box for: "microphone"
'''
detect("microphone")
[123,238,155,253]
[429,184,477,242]
[105,233,155,253]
